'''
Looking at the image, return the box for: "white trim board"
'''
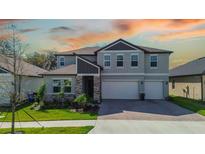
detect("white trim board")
[101,73,169,76]
[77,74,100,76]
[77,56,100,69]
[100,50,141,53]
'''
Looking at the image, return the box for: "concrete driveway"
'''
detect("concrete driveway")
[98,100,205,121]
[89,100,205,134]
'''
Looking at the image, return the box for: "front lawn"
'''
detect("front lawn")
[0,126,94,134]
[169,96,205,116]
[0,104,97,122]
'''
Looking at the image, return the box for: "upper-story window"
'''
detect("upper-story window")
[117,54,124,67]
[131,53,139,67]
[103,54,111,68]
[59,56,65,67]
[150,55,158,68]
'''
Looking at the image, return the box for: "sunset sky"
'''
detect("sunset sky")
[1,19,205,68]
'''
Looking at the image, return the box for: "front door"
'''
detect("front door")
[83,76,94,98]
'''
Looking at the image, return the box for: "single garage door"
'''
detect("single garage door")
[144,81,163,99]
[102,81,139,99]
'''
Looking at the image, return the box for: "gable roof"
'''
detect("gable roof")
[42,64,76,75]
[170,57,205,77]
[0,54,48,77]
[54,38,173,56]
[55,47,100,56]
[95,39,173,54]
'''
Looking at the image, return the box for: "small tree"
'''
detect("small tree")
[0,24,28,133]
[36,83,46,104]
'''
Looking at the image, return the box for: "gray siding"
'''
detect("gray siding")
[57,55,96,69]
[77,58,98,74]
[105,41,137,50]
[97,51,169,74]
[57,56,75,68]
[144,53,169,73]
[97,50,145,73]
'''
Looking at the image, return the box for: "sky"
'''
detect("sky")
[0,19,205,69]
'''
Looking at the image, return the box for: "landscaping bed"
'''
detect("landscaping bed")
[169,96,205,116]
[0,126,94,134]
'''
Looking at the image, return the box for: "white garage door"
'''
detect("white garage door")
[102,81,139,99]
[145,81,163,99]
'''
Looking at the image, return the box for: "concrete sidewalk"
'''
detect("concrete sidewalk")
[0,120,96,128]
[89,120,205,134]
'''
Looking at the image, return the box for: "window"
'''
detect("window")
[59,56,65,67]
[53,80,61,93]
[150,55,158,68]
[172,80,175,89]
[104,54,111,67]
[53,79,72,93]
[131,54,138,67]
[0,68,8,73]
[64,79,71,93]
[117,54,123,67]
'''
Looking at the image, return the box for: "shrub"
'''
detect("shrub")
[36,83,46,103]
[73,94,91,108]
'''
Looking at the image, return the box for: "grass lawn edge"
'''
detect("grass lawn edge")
[169,95,205,116]
[0,126,94,134]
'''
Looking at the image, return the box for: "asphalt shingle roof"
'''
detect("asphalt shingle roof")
[55,47,100,55]
[0,54,47,77]
[170,57,205,77]
[55,39,173,56]
[42,64,76,75]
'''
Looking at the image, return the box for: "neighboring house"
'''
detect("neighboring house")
[169,57,205,101]
[42,39,173,102]
[0,54,47,106]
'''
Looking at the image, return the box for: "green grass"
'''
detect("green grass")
[0,104,97,122]
[0,126,94,134]
[169,95,205,116]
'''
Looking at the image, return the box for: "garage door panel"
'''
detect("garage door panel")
[102,81,139,99]
[145,81,163,99]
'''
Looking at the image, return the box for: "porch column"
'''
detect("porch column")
[75,76,83,97]
[94,76,101,102]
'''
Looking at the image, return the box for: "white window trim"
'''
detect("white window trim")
[59,56,65,67]
[116,54,124,68]
[130,53,139,68]
[52,78,72,94]
[103,54,111,69]
[150,54,158,69]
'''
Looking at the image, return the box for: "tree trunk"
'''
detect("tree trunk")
[11,99,15,134]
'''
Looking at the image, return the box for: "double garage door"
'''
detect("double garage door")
[102,81,163,100]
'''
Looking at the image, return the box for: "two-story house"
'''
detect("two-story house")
[42,39,173,102]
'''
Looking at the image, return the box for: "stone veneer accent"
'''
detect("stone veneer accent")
[93,76,101,102]
[75,76,83,97]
